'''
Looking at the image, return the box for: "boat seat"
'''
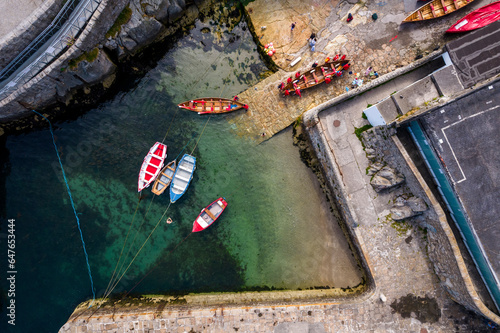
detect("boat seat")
[173,184,184,191]
[205,209,217,221]
[440,0,448,11]
[418,10,423,20]
[178,164,192,172]
[175,175,190,183]
[452,0,459,9]
[430,4,437,17]
[217,200,224,207]
[144,170,156,176]
[312,72,318,83]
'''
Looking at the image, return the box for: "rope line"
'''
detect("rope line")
[121,233,192,298]
[105,194,157,297]
[104,202,172,298]
[162,105,179,144]
[102,198,142,298]
[31,110,96,306]
[190,116,211,155]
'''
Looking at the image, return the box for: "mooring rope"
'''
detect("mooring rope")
[104,202,173,298]
[102,198,142,299]
[31,110,96,306]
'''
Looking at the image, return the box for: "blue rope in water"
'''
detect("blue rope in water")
[31,110,96,306]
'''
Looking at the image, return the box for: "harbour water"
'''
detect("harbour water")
[0,14,361,333]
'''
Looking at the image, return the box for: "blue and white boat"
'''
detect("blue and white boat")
[170,154,196,203]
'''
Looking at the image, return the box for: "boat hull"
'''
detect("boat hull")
[403,0,474,23]
[151,160,176,195]
[281,59,350,96]
[447,1,500,32]
[138,142,167,192]
[170,154,196,203]
[178,97,248,114]
[192,197,228,232]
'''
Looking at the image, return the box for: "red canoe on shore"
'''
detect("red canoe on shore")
[192,197,228,232]
[138,142,167,192]
[447,1,500,32]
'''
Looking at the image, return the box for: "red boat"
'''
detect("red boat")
[447,1,500,32]
[138,142,167,192]
[192,197,227,232]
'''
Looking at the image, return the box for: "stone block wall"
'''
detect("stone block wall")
[0,0,65,70]
[0,0,217,123]
[304,119,376,295]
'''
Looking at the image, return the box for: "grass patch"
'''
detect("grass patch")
[68,48,99,69]
[362,111,368,119]
[294,115,302,129]
[106,6,132,38]
[354,124,373,139]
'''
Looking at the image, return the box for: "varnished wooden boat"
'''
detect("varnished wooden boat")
[447,1,500,32]
[178,97,249,114]
[403,0,474,23]
[281,59,350,96]
[151,160,176,195]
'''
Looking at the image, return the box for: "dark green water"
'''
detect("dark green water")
[0,14,361,333]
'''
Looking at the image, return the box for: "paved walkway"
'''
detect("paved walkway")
[228,0,495,142]
[0,0,46,40]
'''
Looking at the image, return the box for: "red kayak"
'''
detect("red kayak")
[192,197,227,232]
[138,142,167,192]
[447,1,500,32]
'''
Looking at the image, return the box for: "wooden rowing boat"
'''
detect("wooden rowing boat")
[447,1,500,32]
[281,58,350,96]
[192,197,228,232]
[138,142,167,192]
[403,0,474,22]
[178,97,249,114]
[151,160,176,195]
[170,154,196,203]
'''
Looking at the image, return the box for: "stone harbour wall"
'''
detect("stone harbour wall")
[0,0,216,125]
[0,0,65,70]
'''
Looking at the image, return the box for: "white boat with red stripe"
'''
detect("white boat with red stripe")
[138,142,167,192]
[192,197,228,232]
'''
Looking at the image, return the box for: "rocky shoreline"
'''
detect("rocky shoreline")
[0,0,261,135]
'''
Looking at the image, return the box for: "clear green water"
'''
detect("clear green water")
[0,16,361,333]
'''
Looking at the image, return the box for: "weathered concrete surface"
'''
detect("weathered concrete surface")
[446,20,500,88]
[0,0,65,70]
[230,0,497,142]
[0,0,47,39]
[421,79,500,296]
